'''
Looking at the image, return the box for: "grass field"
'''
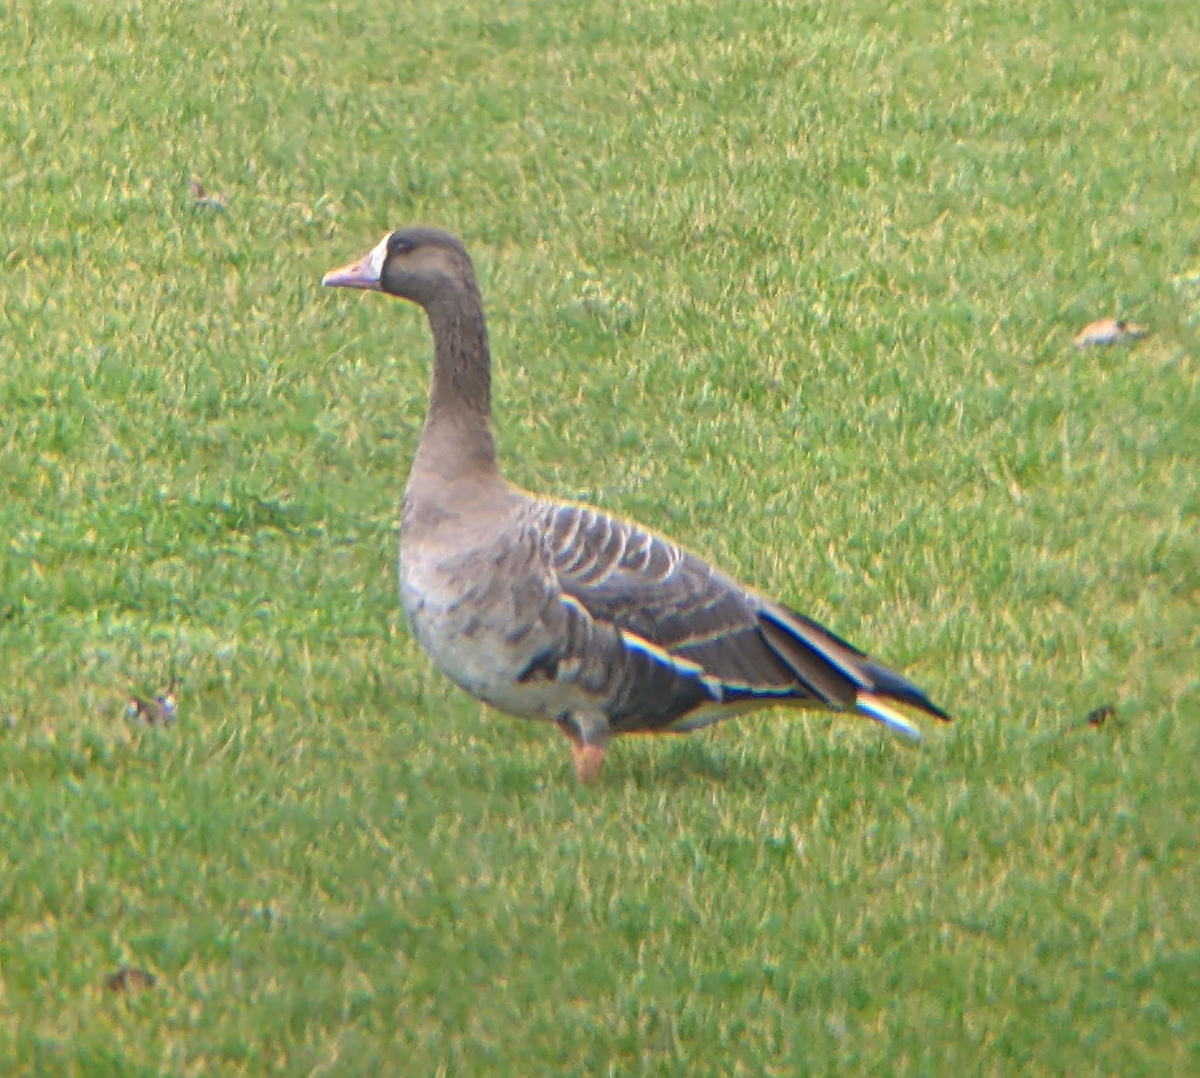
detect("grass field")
[2,0,1199,1073]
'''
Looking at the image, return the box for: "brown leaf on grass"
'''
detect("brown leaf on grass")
[1074,318,1148,348]
[1084,704,1115,727]
[188,174,226,210]
[1065,704,1117,736]
[126,691,176,726]
[106,967,157,993]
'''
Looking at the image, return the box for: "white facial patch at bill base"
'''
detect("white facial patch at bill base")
[367,233,391,282]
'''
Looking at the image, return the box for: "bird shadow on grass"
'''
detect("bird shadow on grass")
[602,738,773,793]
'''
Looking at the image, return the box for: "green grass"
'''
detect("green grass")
[2,0,1199,1073]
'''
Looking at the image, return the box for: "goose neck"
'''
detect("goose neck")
[416,288,498,479]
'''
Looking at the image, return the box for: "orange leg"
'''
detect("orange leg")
[570,741,607,784]
[557,717,609,784]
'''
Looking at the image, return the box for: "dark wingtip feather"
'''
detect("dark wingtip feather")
[862,661,951,722]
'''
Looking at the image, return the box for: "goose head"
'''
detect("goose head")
[322,227,475,309]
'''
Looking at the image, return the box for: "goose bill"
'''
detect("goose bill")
[322,252,382,290]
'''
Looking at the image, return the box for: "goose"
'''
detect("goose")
[322,227,949,783]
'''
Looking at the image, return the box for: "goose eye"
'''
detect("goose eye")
[388,233,415,256]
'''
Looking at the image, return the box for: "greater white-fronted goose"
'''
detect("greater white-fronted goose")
[323,228,949,783]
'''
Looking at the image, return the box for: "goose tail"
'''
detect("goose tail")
[853,661,950,742]
[760,603,950,741]
[860,659,951,722]
[854,691,924,742]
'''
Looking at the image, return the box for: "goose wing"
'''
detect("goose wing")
[536,502,785,680]
[532,501,948,735]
